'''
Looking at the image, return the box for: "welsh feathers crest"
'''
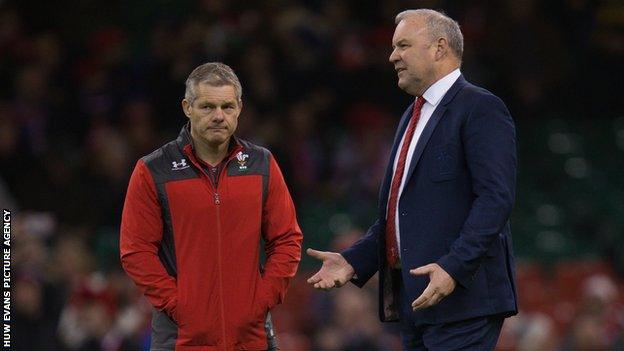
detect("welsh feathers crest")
[236,152,249,171]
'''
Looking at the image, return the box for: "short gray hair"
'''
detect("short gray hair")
[395,9,463,60]
[184,62,242,104]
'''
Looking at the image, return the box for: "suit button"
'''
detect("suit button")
[402,248,408,252]
[401,212,407,216]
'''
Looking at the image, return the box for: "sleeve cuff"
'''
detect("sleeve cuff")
[258,276,286,310]
[436,254,475,289]
[341,251,369,288]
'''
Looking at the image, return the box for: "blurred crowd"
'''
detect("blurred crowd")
[1,0,623,350]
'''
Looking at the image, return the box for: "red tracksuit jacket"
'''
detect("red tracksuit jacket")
[120,125,303,351]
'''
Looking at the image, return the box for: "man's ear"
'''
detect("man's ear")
[182,99,191,118]
[435,37,449,61]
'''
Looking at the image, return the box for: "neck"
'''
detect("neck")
[191,134,230,166]
[434,62,460,84]
[415,63,460,97]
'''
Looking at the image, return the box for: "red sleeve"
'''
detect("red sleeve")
[258,155,303,309]
[120,160,178,319]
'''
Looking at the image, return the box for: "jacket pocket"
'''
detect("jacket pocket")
[251,279,271,322]
[234,278,271,343]
[176,287,220,347]
[429,144,457,182]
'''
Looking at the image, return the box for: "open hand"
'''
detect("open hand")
[410,263,456,311]
[306,248,355,291]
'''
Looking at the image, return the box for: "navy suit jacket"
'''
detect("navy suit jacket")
[342,75,518,324]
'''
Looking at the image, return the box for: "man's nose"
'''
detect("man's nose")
[212,108,225,121]
[389,48,399,63]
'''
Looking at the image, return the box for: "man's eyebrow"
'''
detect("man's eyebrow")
[393,38,408,47]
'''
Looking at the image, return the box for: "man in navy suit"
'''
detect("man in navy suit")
[307,9,518,350]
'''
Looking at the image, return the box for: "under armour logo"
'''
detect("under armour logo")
[171,159,189,170]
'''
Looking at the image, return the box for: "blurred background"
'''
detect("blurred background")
[2,0,624,350]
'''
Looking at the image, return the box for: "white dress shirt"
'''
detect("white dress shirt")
[390,68,461,255]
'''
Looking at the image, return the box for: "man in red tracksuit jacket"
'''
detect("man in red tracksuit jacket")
[120,62,303,351]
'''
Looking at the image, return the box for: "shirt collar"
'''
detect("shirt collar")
[179,122,243,165]
[421,68,461,107]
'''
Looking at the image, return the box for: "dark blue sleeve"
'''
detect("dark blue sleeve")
[437,93,517,288]
[341,219,381,288]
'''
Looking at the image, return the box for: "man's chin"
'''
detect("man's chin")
[207,137,228,146]
[397,79,422,96]
[198,134,230,148]
[397,80,410,93]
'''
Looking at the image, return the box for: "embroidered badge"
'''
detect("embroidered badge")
[236,152,249,171]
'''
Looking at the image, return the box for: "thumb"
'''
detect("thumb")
[306,248,328,261]
[410,264,435,276]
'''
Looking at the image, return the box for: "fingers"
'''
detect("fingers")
[417,293,443,310]
[412,292,443,310]
[309,274,345,291]
[308,273,345,291]
[306,270,338,290]
[409,263,456,310]
[306,248,327,261]
[307,273,322,284]
[412,284,435,310]
[411,282,448,311]
[308,272,350,289]
[409,263,435,276]
[313,279,335,291]
[306,248,352,291]
[307,248,328,284]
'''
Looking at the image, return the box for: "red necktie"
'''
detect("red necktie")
[386,96,425,268]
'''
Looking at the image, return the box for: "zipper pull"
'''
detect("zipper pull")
[214,193,221,205]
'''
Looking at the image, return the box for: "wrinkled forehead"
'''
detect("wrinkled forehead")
[392,17,429,44]
[196,80,236,93]
[194,83,239,102]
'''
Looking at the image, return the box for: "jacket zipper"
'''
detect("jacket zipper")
[183,144,241,348]
[213,164,227,348]
[215,201,227,348]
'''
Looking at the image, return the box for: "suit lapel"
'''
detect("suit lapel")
[404,75,467,183]
[404,105,447,182]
